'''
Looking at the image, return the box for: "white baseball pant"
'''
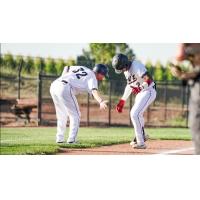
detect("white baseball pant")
[50,80,81,143]
[130,87,156,145]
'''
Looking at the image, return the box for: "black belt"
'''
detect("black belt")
[62,80,68,84]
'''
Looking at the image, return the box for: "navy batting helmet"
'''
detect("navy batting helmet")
[93,64,109,78]
[112,53,130,74]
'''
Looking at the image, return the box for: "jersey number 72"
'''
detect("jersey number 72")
[72,68,88,79]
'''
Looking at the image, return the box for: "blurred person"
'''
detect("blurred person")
[50,64,108,144]
[170,43,200,154]
[112,53,157,149]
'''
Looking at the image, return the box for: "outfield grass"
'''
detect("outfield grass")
[0,127,191,155]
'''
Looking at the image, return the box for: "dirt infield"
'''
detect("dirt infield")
[59,140,194,155]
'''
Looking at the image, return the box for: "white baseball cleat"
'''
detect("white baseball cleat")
[130,142,147,149]
[56,135,64,143]
[133,134,149,144]
[67,139,78,144]
[56,139,64,143]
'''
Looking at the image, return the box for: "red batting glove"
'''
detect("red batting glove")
[132,87,142,95]
[116,99,125,113]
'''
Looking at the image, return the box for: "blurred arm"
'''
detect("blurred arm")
[171,66,200,80]
[121,84,132,101]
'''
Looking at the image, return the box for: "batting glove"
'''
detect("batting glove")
[132,87,142,95]
[116,99,125,113]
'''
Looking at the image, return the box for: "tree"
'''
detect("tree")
[15,55,24,67]
[89,43,116,64]
[3,53,16,69]
[88,43,135,80]
[76,49,94,68]
[24,56,34,74]
[154,61,164,81]
[34,57,45,73]
[65,57,76,66]
[145,60,154,77]
[165,61,175,81]
[55,58,65,75]
[116,43,135,60]
[45,57,57,75]
[0,53,2,67]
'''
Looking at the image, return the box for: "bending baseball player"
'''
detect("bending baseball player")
[50,64,108,144]
[112,53,157,149]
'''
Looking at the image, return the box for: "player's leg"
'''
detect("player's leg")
[62,87,81,143]
[50,82,68,143]
[189,82,200,154]
[130,88,156,147]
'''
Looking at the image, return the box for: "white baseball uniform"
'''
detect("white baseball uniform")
[122,60,157,145]
[50,66,98,143]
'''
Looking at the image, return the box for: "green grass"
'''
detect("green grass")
[0,127,191,155]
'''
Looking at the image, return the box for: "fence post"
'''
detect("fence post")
[108,80,112,126]
[164,81,168,121]
[129,93,132,126]
[87,93,90,126]
[181,83,185,113]
[17,61,23,99]
[37,72,42,126]
[186,85,190,127]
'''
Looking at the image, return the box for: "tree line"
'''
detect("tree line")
[0,43,176,81]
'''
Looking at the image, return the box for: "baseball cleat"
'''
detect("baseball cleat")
[67,139,78,144]
[133,134,149,144]
[67,141,76,144]
[56,139,64,143]
[132,143,147,149]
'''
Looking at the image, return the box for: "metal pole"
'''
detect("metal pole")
[164,81,168,121]
[17,60,23,99]
[87,93,90,126]
[181,84,185,113]
[108,81,112,126]
[37,72,42,126]
[129,93,132,126]
[186,85,190,127]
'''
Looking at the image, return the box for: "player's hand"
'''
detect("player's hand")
[169,63,182,77]
[116,99,125,113]
[132,87,142,95]
[100,100,108,110]
[170,66,182,77]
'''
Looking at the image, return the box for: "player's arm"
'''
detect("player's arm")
[61,66,70,76]
[116,84,132,113]
[91,89,107,110]
[131,72,153,95]
[170,64,200,80]
[141,72,153,88]
[121,84,132,101]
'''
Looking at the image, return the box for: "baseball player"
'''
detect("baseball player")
[50,64,108,144]
[112,53,157,149]
[170,43,200,154]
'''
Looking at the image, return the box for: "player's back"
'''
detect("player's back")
[61,66,97,94]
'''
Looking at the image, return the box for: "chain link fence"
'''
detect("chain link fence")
[0,74,190,127]
[37,74,190,127]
